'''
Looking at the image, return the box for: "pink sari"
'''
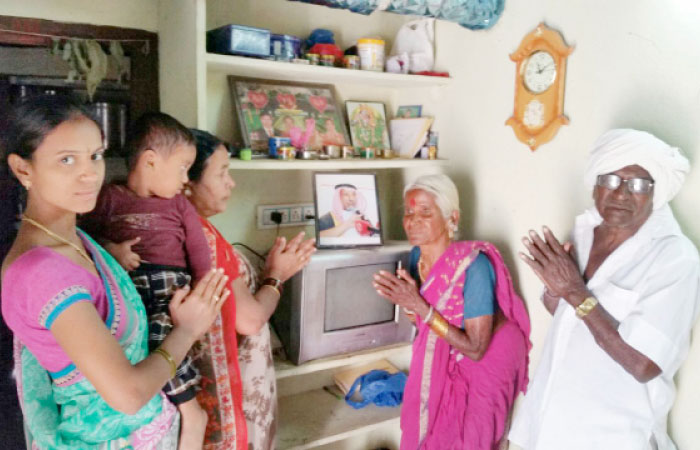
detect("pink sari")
[400,241,531,450]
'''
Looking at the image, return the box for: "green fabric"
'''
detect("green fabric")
[20,233,164,449]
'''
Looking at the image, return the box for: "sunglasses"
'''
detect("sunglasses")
[596,174,654,195]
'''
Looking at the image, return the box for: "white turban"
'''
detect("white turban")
[583,129,690,209]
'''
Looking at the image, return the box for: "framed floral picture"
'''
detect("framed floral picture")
[228,76,350,156]
[345,101,391,150]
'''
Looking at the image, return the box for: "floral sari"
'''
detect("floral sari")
[196,217,247,450]
[11,231,178,449]
[400,241,531,450]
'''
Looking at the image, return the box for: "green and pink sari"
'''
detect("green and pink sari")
[400,241,531,450]
[7,231,178,449]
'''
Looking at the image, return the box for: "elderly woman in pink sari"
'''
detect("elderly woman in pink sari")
[373,174,531,450]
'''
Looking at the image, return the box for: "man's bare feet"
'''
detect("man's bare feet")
[177,398,207,450]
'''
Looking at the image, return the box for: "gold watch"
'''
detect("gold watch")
[575,296,598,318]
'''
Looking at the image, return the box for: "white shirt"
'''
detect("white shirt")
[341,209,361,238]
[510,205,700,450]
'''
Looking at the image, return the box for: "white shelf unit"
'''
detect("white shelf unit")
[278,388,400,450]
[207,53,452,88]
[229,157,448,170]
[275,343,411,380]
[274,343,411,449]
[159,3,443,447]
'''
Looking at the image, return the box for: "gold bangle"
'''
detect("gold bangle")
[153,347,177,378]
[575,296,599,319]
[261,283,281,297]
[429,314,449,339]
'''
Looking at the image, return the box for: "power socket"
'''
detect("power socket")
[257,203,315,229]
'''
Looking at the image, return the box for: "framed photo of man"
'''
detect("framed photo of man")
[313,172,383,248]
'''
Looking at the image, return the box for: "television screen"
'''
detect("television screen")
[324,262,396,332]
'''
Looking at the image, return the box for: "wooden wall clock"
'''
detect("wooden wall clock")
[506,23,573,151]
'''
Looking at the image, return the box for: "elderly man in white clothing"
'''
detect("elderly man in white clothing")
[509,129,700,450]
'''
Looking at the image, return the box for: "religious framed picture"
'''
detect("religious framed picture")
[345,101,391,150]
[396,105,422,118]
[228,76,350,156]
[313,172,383,249]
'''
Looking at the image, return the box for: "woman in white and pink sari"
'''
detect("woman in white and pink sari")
[373,174,531,450]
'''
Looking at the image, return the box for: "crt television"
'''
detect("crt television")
[271,242,414,364]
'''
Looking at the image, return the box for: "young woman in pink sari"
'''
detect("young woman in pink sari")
[373,174,531,450]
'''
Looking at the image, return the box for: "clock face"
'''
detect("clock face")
[523,51,557,94]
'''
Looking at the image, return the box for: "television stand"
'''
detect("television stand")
[274,342,412,449]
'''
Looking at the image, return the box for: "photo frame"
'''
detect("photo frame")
[396,105,422,118]
[345,101,391,150]
[313,172,383,249]
[228,76,350,156]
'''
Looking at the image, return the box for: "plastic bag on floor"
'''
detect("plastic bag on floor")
[344,369,408,409]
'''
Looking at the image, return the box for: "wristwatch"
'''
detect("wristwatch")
[575,296,598,318]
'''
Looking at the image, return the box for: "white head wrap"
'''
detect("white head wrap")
[583,129,690,209]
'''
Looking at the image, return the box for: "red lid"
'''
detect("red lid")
[309,43,344,60]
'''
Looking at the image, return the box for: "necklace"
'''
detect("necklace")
[418,256,428,283]
[21,216,93,265]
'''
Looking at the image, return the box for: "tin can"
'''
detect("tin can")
[357,38,385,71]
[341,145,355,159]
[428,145,437,160]
[239,148,252,161]
[277,146,296,160]
[268,137,291,158]
[360,147,375,158]
[305,53,320,65]
[323,144,341,158]
[320,54,335,67]
[297,150,318,160]
[343,55,360,69]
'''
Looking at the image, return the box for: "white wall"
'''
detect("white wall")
[0,0,159,32]
[427,1,700,448]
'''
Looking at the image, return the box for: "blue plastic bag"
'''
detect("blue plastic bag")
[344,369,407,409]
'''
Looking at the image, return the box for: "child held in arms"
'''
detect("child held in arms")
[81,112,214,448]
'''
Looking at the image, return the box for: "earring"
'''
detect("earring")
[448,221,456,239]
[24,181,31,190]
[183,186,192,197]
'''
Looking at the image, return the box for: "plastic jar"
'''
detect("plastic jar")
[357,38,385,71]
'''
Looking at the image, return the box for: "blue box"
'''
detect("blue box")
[270,34,302,61]
[207,24,271,57]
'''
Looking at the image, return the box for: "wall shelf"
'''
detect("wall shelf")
[207,53,451,88]
[277,387,400,449]
[229,157,448,170]
[274,343,411,380]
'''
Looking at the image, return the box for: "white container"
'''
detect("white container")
[357,38,385,71]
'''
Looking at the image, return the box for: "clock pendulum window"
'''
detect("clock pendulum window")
[506,23,574,151]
